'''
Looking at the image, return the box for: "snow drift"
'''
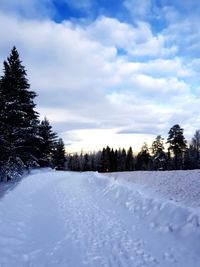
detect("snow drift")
[95,171,200,231]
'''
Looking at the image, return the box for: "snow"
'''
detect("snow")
[0,169,200,267]
[104,170,200,208]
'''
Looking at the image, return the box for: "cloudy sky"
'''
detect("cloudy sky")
[0,0,200,153]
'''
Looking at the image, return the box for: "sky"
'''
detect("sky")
[0,0,200,153]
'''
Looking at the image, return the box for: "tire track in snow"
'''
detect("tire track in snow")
[55,173,158,267]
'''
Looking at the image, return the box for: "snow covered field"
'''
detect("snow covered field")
[0,170,200,267]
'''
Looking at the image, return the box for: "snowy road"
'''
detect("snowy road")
[0,170,200,267]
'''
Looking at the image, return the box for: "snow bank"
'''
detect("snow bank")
[104,170,200,208]
[0,168,53,198]
[90,171,200,237]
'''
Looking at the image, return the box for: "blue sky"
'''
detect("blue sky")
[0,0,200,152]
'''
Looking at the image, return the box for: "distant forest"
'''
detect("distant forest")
[66,127,200,172]
[1,48,200,182]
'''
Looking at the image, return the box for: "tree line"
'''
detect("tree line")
[0,47,66,181]
[66,125,200,172]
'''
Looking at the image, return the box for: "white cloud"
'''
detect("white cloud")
[0,0,54,19]
[114,58,195,79]
[84,17,177,58]
[163,15,200,58]
[129,34,177,57]
[141,58,195,77]
[0,12,199,151]
[85,17,150,48]
[124,0,151,18]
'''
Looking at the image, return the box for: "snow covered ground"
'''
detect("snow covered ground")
[0,170,200,267]
[104,170,200,208]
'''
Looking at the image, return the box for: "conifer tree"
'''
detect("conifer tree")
[52,138,66,170]
[83,153,90,171]
[151,135,167,170]
[151,135,164,155]
[117,148,122,171]
[100,146,111,172]
[191,130,200,167]
[126,147,134,171]
[0,79,9,167]
[38,117,57,167]
[110,148,116,172]
[120,148,127,171]
[136,142,150,170]
[167,124,187,169]
[0,47,39,177]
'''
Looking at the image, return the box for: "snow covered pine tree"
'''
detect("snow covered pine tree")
[38,117,57,167]
[52,138,66,170]
[0,47,40,180]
